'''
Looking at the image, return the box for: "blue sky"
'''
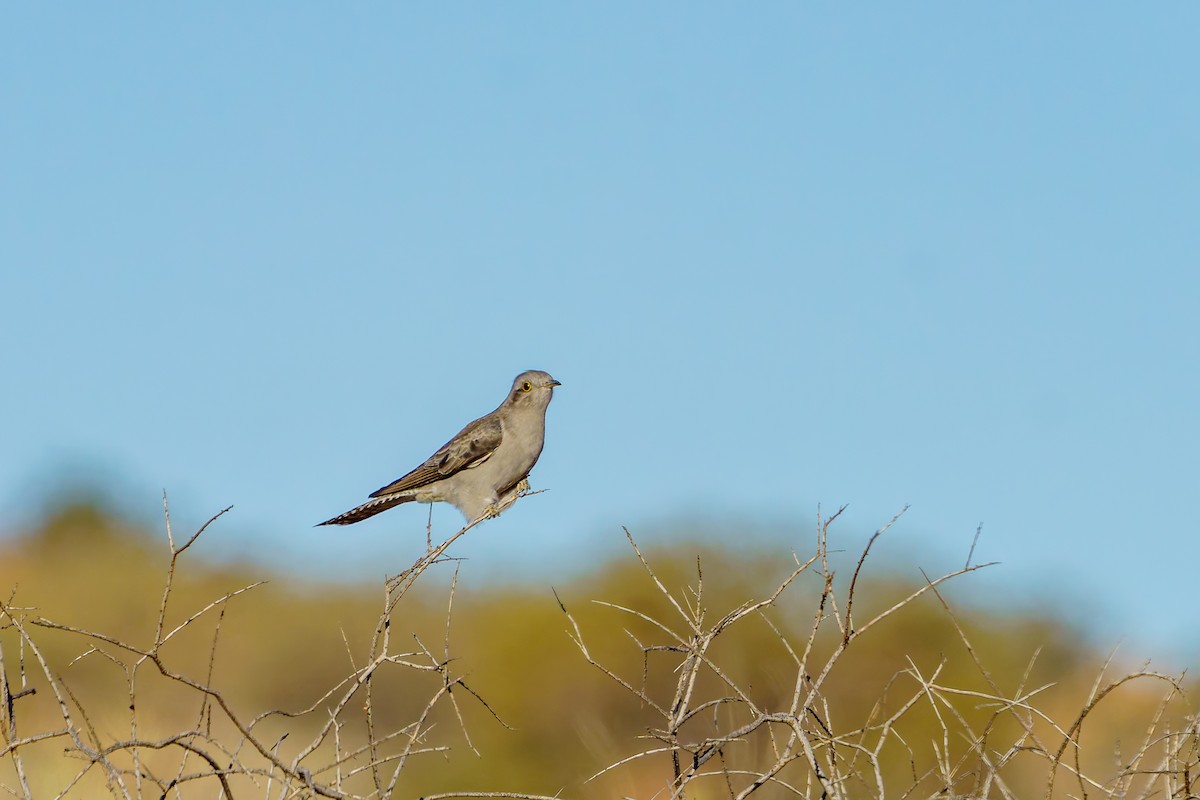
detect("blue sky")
[2,5,1197,662]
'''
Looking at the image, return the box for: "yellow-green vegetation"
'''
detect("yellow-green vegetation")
[0,502,1195,799]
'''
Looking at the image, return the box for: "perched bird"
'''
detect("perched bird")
[318,370,560,526]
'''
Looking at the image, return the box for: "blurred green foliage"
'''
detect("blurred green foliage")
[0,503,1194,798]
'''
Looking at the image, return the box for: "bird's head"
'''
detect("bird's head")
[507,370,560,409]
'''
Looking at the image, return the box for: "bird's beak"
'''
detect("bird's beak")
[549,379,562,387]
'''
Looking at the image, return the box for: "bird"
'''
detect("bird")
[318,370,560,526]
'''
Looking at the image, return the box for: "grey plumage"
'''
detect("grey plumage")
[318,370,560,526]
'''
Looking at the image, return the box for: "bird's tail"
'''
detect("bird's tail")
[317,493,415,526]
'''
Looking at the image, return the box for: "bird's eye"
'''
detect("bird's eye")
[522,381,532,392]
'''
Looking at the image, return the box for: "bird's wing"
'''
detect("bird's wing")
[369,414,503,497]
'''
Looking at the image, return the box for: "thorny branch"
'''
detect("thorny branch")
[0,495,1195,800]
[0,495,512,799]
[558,508,1198,800]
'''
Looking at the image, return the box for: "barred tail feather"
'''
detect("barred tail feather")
[317,493,415,526]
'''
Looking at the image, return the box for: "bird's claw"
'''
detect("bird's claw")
[476,479,533,523]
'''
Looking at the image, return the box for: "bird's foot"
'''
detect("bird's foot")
[490,484,527,518]
[475,481,532,523]
[494,496,517,515]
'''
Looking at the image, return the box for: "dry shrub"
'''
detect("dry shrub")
[0,501,1195,799]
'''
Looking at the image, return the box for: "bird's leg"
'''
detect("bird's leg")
[489,481,529,518]
[477,479,533,521]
